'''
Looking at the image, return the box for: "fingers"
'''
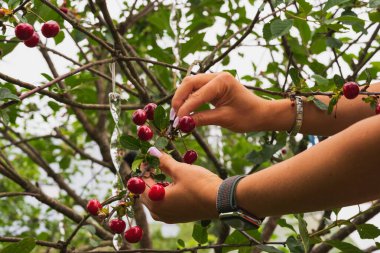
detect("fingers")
[191,107,228,127]
[172,73,218,113]
[176,74,229,117]
[147,147,181,179]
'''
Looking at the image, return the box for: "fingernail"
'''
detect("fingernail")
[173,117,179,128]
[170,108,176,121]
[148,147,162,158]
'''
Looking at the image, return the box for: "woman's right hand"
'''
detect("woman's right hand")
[172,72,270,133]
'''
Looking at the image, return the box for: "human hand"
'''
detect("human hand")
[140,147,222,223]
[172,72,270,133]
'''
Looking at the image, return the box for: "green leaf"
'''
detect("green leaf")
[286,236,304,253]
[368,11,380,22]
[41,73,54,81]
[0,88,20,102]
[328,95,339,114]
[180,33,205,58]
[294,19,311,45]
[254,245,283,253]
[270,19,294,39]
[263,23,272,41]
[120,135,141,150]
[177,239,185,248]
[59,156,71,170]
[192,223,208,244]
[296,214,310,252]
[277,218,296,232]
[326,37,342,49]
[1,237,36,253]
[333,74,345,89]
[356,224,380,239]
[312,74,329,86]
[0,110,10,125]
[146,155,160,168]
[323,0,351,11]
[289,68,301,88]
[0,39,19,59]
[325,240,362,252]
[313,98,328,111]
[54,31,65,45]
[155,137,169,150]
[153,106,168,131]
[153,173,166,181]
[131,158,143,171]
[296,0,312,14]
[369,0,380,8]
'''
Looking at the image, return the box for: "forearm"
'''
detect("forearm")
[257,82,380,136]
[236,114,380,217]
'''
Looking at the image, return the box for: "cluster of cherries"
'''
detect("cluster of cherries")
[342,81,380,114]
[132,103,198,164]
[86,103,198,243]
[14,20,60,48]
[87,199,143,243]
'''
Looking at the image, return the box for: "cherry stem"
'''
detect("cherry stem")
[27,9,46,23]
[179,131,188,151]
[126,215,132,227]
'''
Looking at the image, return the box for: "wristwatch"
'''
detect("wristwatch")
[216,175,263,230]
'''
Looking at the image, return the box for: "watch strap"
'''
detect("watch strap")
[216,175,246,213]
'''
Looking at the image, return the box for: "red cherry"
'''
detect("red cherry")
[109,219,126,234]
[86,199,102,216]
[41,20,60,38]
[124,226,143,243]
[137,125,153,141]
[127,177,146,194]
[281,149,287,155]
[157,181,170,187]
[24,32,39,48]
[143,103,157,120]
[148,184,165,201]
[376,103,380,115]
[178,116,196,133]
[183,150,198,164]
[15,23,34,40]
[59,6,68,14]
[132,109,147,125]
[343,82,359,99]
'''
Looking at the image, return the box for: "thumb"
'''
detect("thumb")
[148,147,181,178]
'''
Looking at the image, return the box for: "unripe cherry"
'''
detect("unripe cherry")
[178,116,196,133]
[183,150,198,164]
[124,226,143,243]
[137,125,153,141]
[24,32,39,48]
[132,109,147,125]
[41,20,60,38]
[148,184,165,201]
[86,199,102,215]
[343,82,359,99]
[143,103,157,120]
[15,23,34,40]
[109,219,126,234]
[127,177,146,194]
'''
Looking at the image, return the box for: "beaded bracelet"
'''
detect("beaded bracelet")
[287,96,303,136]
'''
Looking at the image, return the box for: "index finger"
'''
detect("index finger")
[172,73,218,113]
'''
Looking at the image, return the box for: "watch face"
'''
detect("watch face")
[219,212,260,230]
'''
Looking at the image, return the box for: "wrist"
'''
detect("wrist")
[256,99,296,132]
